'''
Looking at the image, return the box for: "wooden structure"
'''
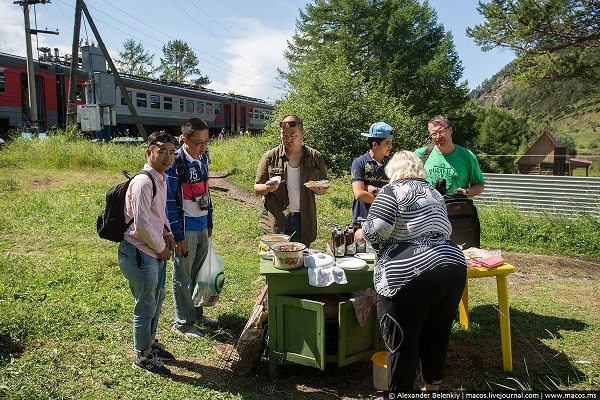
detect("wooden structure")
[516,132,592,176]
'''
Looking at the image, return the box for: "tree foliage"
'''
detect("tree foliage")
[466,0,600,86]
[282,0,469,122]
[158,40,210,85]
[474,107,525,173]
[115,39,156,78]
[272,52,421,176]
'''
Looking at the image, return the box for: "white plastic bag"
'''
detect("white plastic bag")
[192,238,225,307]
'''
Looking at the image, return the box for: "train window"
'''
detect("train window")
[0,71,5,93]
[196,101,204,114]
[205,102,213,115]
[150,95,160,109]
[136,93,147,107]
[180,99,184,112]
[254,110,259,119]
[186,100,194,113]
[214,104,220,115]
[121,90,132,106]
[164,96,173,110]
[260,110,265,119]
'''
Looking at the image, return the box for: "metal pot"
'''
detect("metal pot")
[258,234,290,253]
[271,242,306,270]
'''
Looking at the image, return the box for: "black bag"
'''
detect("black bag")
[96,170,156,242]
[444,194,480,249]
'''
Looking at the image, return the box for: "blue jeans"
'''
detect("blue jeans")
[118,240,166,356]
[284,214,302,244]
[172,229,209,330]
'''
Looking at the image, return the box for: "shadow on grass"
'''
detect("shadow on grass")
[446,305,588,390]
[161,305,589,397]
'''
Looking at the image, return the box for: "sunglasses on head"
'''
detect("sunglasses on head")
[149,133,177,146]
[279,121,299,128]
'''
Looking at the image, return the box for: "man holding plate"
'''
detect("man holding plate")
[254,114,328,247]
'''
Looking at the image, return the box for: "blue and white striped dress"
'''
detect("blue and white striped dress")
[362,178,467,298]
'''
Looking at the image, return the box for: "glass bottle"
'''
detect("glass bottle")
[345,224,355,256]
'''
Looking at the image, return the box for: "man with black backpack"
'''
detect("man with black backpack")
[118,131,177,376]
[166,118,217,339]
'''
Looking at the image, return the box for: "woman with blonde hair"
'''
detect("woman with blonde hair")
[355,150,466,393]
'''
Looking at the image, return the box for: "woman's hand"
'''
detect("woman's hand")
[354,228,365,242]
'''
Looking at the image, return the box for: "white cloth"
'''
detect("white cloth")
[307,264,348,287]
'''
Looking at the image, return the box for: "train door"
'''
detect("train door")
[55,74,66,128]
[240,106,246,130]
[19,72,45,127]
[223,103,231,133]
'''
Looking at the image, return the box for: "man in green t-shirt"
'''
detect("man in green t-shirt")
[414,115,485,197]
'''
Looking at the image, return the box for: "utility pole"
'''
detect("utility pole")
[66,0,82,127]
[80,0,147,140]
[14,0,57,133]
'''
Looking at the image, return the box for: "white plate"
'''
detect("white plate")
[336,258,367,270]
[304,180,330,188]
[259,250,273,260]
[355,253,376,262]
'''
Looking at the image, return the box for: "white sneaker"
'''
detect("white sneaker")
[171,325,204,338]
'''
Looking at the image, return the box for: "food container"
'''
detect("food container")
[371,351,388,391]
[259,234,291,253]
[271,242,306,270]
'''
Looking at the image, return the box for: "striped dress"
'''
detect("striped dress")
[362,178,466,298]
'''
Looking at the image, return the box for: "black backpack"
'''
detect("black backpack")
[97,170,157,242]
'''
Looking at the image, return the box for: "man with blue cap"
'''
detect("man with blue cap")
[350,122,394,223]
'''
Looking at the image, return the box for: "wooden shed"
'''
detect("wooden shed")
[517,132,593,176]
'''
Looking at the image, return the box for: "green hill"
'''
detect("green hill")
[471,64,600,174]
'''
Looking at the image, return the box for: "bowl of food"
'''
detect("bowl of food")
[259,234,291,254]
[271,242,306,270]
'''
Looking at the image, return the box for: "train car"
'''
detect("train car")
[115,75,274,136]
[0,51,87,135]
[0,49,274,138]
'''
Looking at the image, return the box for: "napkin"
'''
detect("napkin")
[306,264,347,287]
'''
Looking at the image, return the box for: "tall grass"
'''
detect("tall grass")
[0,134,598,399]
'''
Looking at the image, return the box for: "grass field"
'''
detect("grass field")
[0,135,598,399]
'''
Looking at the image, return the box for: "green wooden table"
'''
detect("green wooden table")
[259,257,381,378]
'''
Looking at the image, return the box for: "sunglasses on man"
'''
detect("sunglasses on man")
[279,121,300,128]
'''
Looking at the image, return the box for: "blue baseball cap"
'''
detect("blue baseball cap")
[361,122,394,138]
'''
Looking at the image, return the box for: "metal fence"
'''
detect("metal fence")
[475,173,600,219]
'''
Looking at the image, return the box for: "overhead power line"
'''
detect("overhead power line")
[53,0,280,89]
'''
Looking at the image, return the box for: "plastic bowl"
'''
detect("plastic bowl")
[271,242,306,270]
[259,234,291,253]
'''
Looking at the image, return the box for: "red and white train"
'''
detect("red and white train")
[0,49,274,138]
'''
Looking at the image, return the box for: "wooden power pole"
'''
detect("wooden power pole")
[66,0,82,127]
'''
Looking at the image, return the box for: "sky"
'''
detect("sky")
[0,0,516,103]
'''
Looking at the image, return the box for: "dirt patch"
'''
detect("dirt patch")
[210,171,262,207]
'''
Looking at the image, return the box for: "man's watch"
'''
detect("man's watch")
[371,188,379,196]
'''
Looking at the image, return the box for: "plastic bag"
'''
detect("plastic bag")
[192,238,225,307]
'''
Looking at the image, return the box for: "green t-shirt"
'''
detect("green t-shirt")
[414,145,485,194]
